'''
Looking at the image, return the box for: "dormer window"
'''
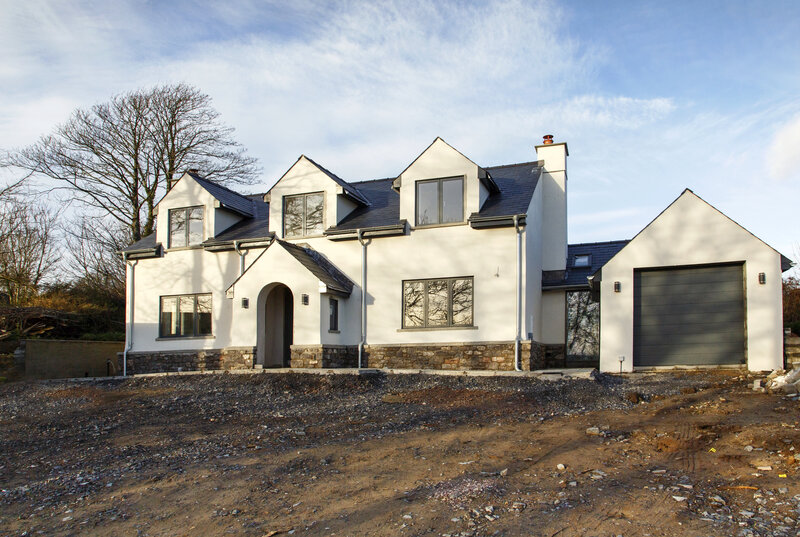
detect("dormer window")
[284,192,324,237]
[416,177,464,226]
[169,206,204,248]
[573,254,591,267]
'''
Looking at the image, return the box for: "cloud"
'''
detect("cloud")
[766,114,800,180]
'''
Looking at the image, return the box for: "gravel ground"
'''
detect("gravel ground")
[1,369,797,536]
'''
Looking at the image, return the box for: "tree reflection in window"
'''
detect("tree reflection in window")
[402,277,473,328]
[566,291,599,361]
[284,192,324,237]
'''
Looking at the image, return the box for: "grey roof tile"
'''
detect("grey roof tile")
[189,172,255,216]
[330,178,399,231]
[204,198,270,245]
[472,162,542,218]
[543,240,629,289]
[302,156,370,206]
[121,233,157,253]
[278,240,354,296]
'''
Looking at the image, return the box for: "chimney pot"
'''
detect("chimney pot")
[187,168,200,174]
[542,134,554,145]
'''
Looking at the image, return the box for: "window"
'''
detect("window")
[169,207,204,248]
[160,294,213,337]
[329,297,339,331]
[284,192,324,237]
[566,291,599,362]
[573,254,591,267]
[415,177,464,226]
[402,277,473,328]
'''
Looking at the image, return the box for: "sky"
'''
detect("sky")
[1,0,799,272]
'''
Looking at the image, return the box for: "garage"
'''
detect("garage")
[633,264,745,367]
[593,189,790,373]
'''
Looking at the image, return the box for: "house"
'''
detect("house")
[121,136,792,374]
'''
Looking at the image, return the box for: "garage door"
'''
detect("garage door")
[633,264,745,366]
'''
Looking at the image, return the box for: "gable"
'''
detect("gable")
[601,189,785,274]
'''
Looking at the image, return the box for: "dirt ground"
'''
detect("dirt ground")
[1,370,799,537]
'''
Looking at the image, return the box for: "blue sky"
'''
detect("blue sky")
[1,0,799,271]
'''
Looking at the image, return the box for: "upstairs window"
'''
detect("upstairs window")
[402,277,473,328]
[169,206,204,248]
[160,293,212,338]
[573,254,591,267]
[416,177,464,226]
[284,192,324,237]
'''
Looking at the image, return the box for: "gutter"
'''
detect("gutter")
[122,253,138,377]
[325,221,407,241]
[357,229,368,369]
[469,214,527,229]
[203,233,275,252]
[514,215,524,371]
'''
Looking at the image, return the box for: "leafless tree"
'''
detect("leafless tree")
[5,83,259,242]
[65,218,127,302]
[0,198,59,307]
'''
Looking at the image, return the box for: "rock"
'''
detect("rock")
[556,464,566,471]
[672,496,687,502]
[782,383,799,395]
[402,514,412,519]
[756,466,772,471]
[744,445,754,452]
[511,502,526,511]
[586,427,602,436]
[568,481,577,487]
[752,379,764,390]
[499,468,508,477]
[779,487,789,494]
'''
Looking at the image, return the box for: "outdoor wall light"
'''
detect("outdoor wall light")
[614,281,621,292]
[301,293,310,305]
[241,297,249,309]
[758,272,766,285]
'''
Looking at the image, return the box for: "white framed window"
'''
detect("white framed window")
[169,206,204,248]
[284,192,324,237]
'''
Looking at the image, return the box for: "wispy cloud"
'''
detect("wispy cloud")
[766,114,800,181]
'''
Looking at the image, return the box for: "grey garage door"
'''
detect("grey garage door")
[633,264,745,366]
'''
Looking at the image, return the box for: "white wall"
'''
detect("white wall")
[524,179,543,341]
[599,191,784,373]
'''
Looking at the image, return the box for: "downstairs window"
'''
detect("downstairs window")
[402,277,473,328]
[160,293,213,338]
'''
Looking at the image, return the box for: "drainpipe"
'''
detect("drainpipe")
[357,229,367,369]
[513,215,523,371]
[233,240,246,276]
[122,254,138,377]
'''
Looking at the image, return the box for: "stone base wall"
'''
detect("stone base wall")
[123,347,255,375]
[362,341,545,371]
[290,345,359,368]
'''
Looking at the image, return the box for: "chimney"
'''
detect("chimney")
[535,135,568,272]
[187,168,200,175]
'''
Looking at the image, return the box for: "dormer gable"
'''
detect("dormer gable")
[393,137,499,227]
[154,171,254,249]
[266,155,369,238]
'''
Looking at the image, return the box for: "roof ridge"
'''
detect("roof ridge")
[484,160,542,170]
[569,239,630,247]
[349,176,395,186]
[189,173,251,200]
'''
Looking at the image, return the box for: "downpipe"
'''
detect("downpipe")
[122,254,138,377]
[514,215,523,372]
[233,240,246,276]
[357,229,367,369]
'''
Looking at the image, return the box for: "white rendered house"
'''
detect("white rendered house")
[121,136,791,373]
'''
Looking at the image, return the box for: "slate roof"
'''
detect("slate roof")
[278,240,354,296]
[472,162,542,218]
[189,172,255,217]
[121,232,158,253]
[331,178,399,231]
[543,240,629,289]
[204,196,270,245]
[300,156,370,206]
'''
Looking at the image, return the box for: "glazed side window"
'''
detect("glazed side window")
[415,177,464,226]
[169,207,204,248]
[160,294,212,337]
[402,277,473,328]
[284,192,324,237]
[329,297,339,331]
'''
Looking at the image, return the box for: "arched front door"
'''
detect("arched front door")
[257,284,294,367]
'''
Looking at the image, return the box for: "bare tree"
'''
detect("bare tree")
[65,218,127,303]
[5,84,259,242]
[0,199,59,307]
